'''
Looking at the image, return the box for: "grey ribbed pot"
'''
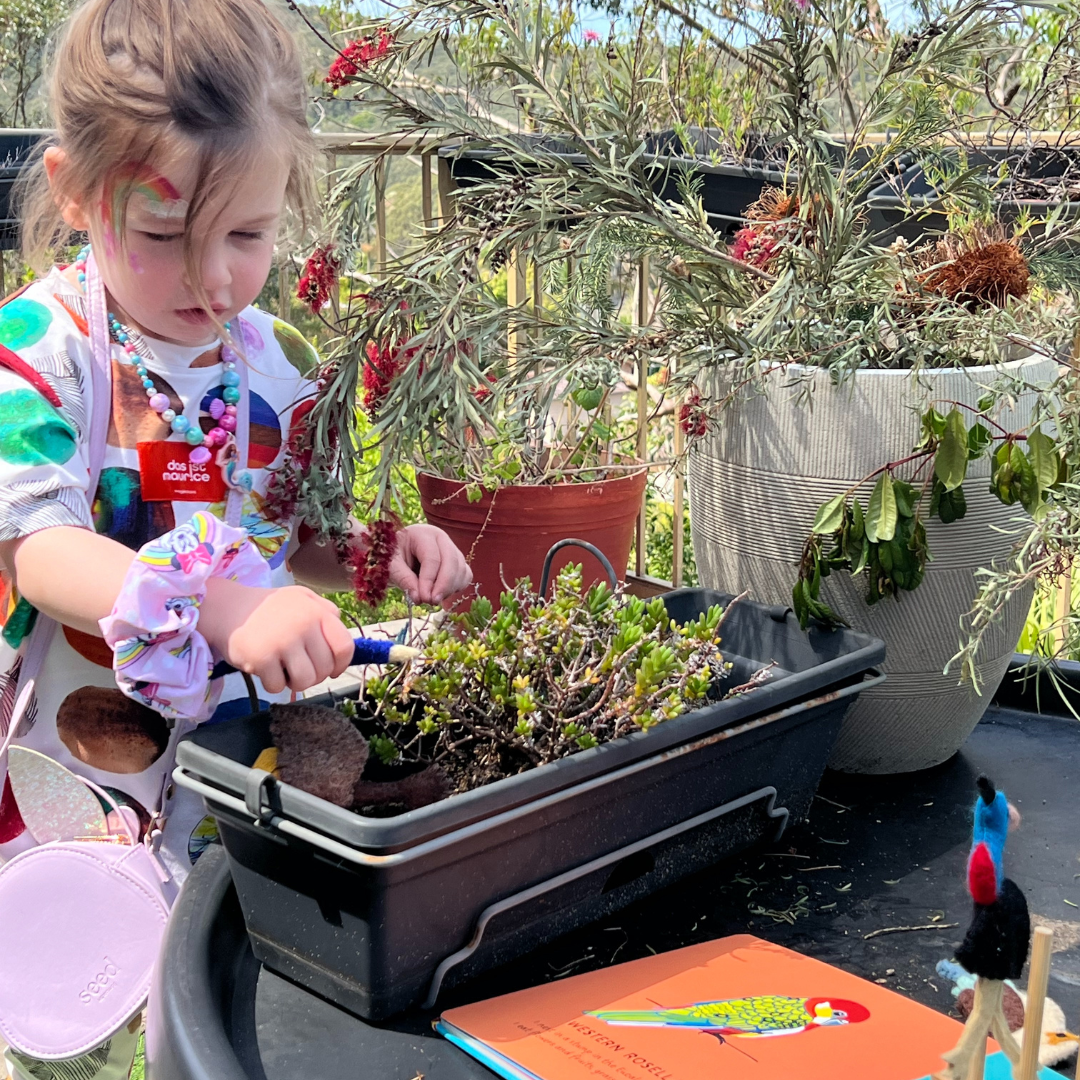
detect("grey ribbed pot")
[689,355,1057,774]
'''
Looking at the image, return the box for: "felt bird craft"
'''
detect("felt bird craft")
[588,995,871,1037]
[935,775,1032,1080]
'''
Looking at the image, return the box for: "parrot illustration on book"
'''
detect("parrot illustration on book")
[589,994,870,1038]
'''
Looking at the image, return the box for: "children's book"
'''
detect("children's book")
[437,935,1068,1080]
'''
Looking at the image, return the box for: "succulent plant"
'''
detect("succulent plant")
[343,564,741,794]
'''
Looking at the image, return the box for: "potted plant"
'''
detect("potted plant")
[177,563,884,1017]
[664,16,1080,770]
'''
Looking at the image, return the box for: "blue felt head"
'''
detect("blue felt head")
[972,776,1009,887]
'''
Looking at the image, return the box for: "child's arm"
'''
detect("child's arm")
[0,527,355,693]
[291,520,472,604]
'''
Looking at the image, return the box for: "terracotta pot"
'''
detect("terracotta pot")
[417,469,648,605]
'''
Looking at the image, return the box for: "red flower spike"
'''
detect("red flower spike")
[968,841,999,905]
[729,226,778,269]
[347,516,400,607]
[296,245,340,314]
[325,29,395,90]
[678,392,708,438]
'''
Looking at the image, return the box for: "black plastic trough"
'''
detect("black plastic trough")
[174,589,884,1020]
[441,128,909,239]
[866,144,1080,242]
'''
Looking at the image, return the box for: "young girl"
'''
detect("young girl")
[0,1,470,1075]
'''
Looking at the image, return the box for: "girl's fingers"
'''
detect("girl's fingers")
[322,612,356,676]
[431,532,470,601]
[303,625,336,685]
[279,645,317,693]
[257,659,288,696]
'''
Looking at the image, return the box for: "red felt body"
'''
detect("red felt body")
[968,842,999,905]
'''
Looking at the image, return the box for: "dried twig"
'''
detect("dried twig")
[863,923,959,940]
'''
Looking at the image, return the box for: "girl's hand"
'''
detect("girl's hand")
[390,524,472,604]
[201,581,356,694]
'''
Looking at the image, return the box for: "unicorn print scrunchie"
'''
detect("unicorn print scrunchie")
[100,511,271,720]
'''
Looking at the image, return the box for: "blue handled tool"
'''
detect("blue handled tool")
[210,636,419,680]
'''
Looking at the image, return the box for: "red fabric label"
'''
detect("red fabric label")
[137,440,227,502]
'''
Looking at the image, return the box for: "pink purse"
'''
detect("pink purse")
[0,252,175,1059]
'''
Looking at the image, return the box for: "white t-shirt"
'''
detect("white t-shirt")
[0,267,321,879]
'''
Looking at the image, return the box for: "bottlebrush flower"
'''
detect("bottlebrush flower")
[325,30,394,90]
[362,341,404,414]
[584,29,601,42]
[678,393,709,438]
[296,245,340,313]
[472,373,497,401]
[346,516,400,607]
[729,226,778,269]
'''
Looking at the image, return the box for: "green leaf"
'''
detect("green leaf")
[812,494,847,535]
[967,423,992,460]
[849,499,865,543]
[865,473,898,543]
[1027,427,1059,493]
[992,442,1016,504]
[934,409,968,492]
[466,483,484,503]
[1015,444,1040,515]
[892,480,917,519]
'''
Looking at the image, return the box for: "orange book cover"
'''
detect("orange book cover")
[439,934,973,1080]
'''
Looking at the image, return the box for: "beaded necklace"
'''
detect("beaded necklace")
[73,244,242,465]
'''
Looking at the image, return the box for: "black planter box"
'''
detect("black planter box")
[441,129,908,240]
[0,131,47,252]
[866,144,1080,242]
[175,590,884,1020]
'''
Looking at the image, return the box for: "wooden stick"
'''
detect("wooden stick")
[966,979,990,1080]
[1019,926,1055,1080]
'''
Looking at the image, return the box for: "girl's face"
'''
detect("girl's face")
[67,142,289,346]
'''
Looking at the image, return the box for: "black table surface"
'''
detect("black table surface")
[153,686,1080,1080]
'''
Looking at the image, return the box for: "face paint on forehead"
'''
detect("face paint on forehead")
[100,162,187,253]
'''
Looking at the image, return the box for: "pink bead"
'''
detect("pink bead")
[208,426,229,446]
[219,414,237,433]
[224,404,237,416]
[208,398,226,420]
[124,343,137,353]
[149,393,170,412]
[189,446,212,464]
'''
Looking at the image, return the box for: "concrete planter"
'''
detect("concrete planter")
[688,353,1058,773]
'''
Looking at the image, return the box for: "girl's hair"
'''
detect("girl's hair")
[19,0,316,285]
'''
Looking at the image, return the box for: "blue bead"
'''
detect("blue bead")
[118,333,129,343]
[222,386,240,405]
[142,379,155,389]
[185,427,205,446]
[171,415,190,434]
[221,370,241,388]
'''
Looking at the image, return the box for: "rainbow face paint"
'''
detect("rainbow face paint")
[100,163,187,254]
